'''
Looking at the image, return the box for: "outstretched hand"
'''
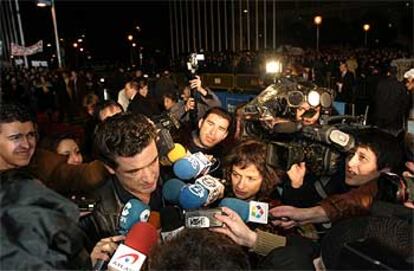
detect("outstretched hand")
[210,207,257,248]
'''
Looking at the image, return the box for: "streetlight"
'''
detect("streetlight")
[363,24,370,47]
[314,15,322,52]
[127,35,133,41]
[36,0,62,68]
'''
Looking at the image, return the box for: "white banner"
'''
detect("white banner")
[11,40,43,56]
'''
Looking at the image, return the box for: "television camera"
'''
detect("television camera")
[238,76,364,176]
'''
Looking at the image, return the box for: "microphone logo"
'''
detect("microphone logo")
[116,253,140,264]
[109,244,147,271]
[121,202,132,217]
[188,184,206,198]
[140,209,150,222]
[251,205,265,219]
[248,201,269,224]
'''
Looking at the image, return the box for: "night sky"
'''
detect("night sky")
[19,1,171,62]
[17,0,413,65]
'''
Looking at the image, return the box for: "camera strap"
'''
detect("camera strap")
[314,176,331,199]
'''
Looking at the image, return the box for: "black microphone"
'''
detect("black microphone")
[160,206,185,242]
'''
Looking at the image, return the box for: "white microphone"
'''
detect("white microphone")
[195,175,225,205]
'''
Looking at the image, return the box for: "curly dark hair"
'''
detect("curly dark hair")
[149,229,250,270]
[0,102,35,126]
[223,139,280,201]
[94,113,156,169]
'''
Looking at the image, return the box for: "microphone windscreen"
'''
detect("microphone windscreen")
[219,198,249,222]
[167,143,187,163]
[160,206,184,232]
[119,199,150,234]
[179,184,208,210]
[272,121,301,134]
[163,178,186,204]
[125,222,158,256]
[148,211,161,229]
[173,157,200,180]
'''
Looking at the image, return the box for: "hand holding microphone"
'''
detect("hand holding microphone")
[219,197,289,224]
[107,222,158,271]
[91,235,126,268]
[210,207,258,249]
[93,199,151,270]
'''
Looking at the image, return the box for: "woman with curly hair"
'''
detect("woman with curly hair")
[223,138,280,202]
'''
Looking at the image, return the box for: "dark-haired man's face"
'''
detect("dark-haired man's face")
[106,140,160,202]
[345,146,379,186]
[197,113,229,149]
[0,121,36,170]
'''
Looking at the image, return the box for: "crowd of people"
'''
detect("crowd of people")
[1,46,414,270]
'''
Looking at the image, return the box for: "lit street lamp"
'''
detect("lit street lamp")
[314,16,322,52]
[36,0,62,68]
[363,24,370,47]
[127,35,133,41]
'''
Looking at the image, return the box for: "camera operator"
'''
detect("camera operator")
[164,76,222,126]
[269,128,407,229]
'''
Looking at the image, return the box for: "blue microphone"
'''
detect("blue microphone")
[218,198,249,222]
[118,199,150,234]
[179,183,209,210]
[173,152,213,180]
[162,178,186,204]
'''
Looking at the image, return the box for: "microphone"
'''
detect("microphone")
[178,183,209,210]
[162,178,186,205]
[92,199,151,271]
[173,152,213,180]
[160,206,185,242]
[194,175,225,205]
[218,198,271,224]
[118,199,150,235]
[301,125,355,152]
[167,143,187,163]
[148,211,161,230]
[163,177,219,210]
[108,222,158,271]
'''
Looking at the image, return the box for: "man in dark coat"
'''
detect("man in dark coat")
[0,169,91,269]
[368,67,409,135]
[336,62,355,114]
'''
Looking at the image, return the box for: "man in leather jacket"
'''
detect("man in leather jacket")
[80,113,164,250]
